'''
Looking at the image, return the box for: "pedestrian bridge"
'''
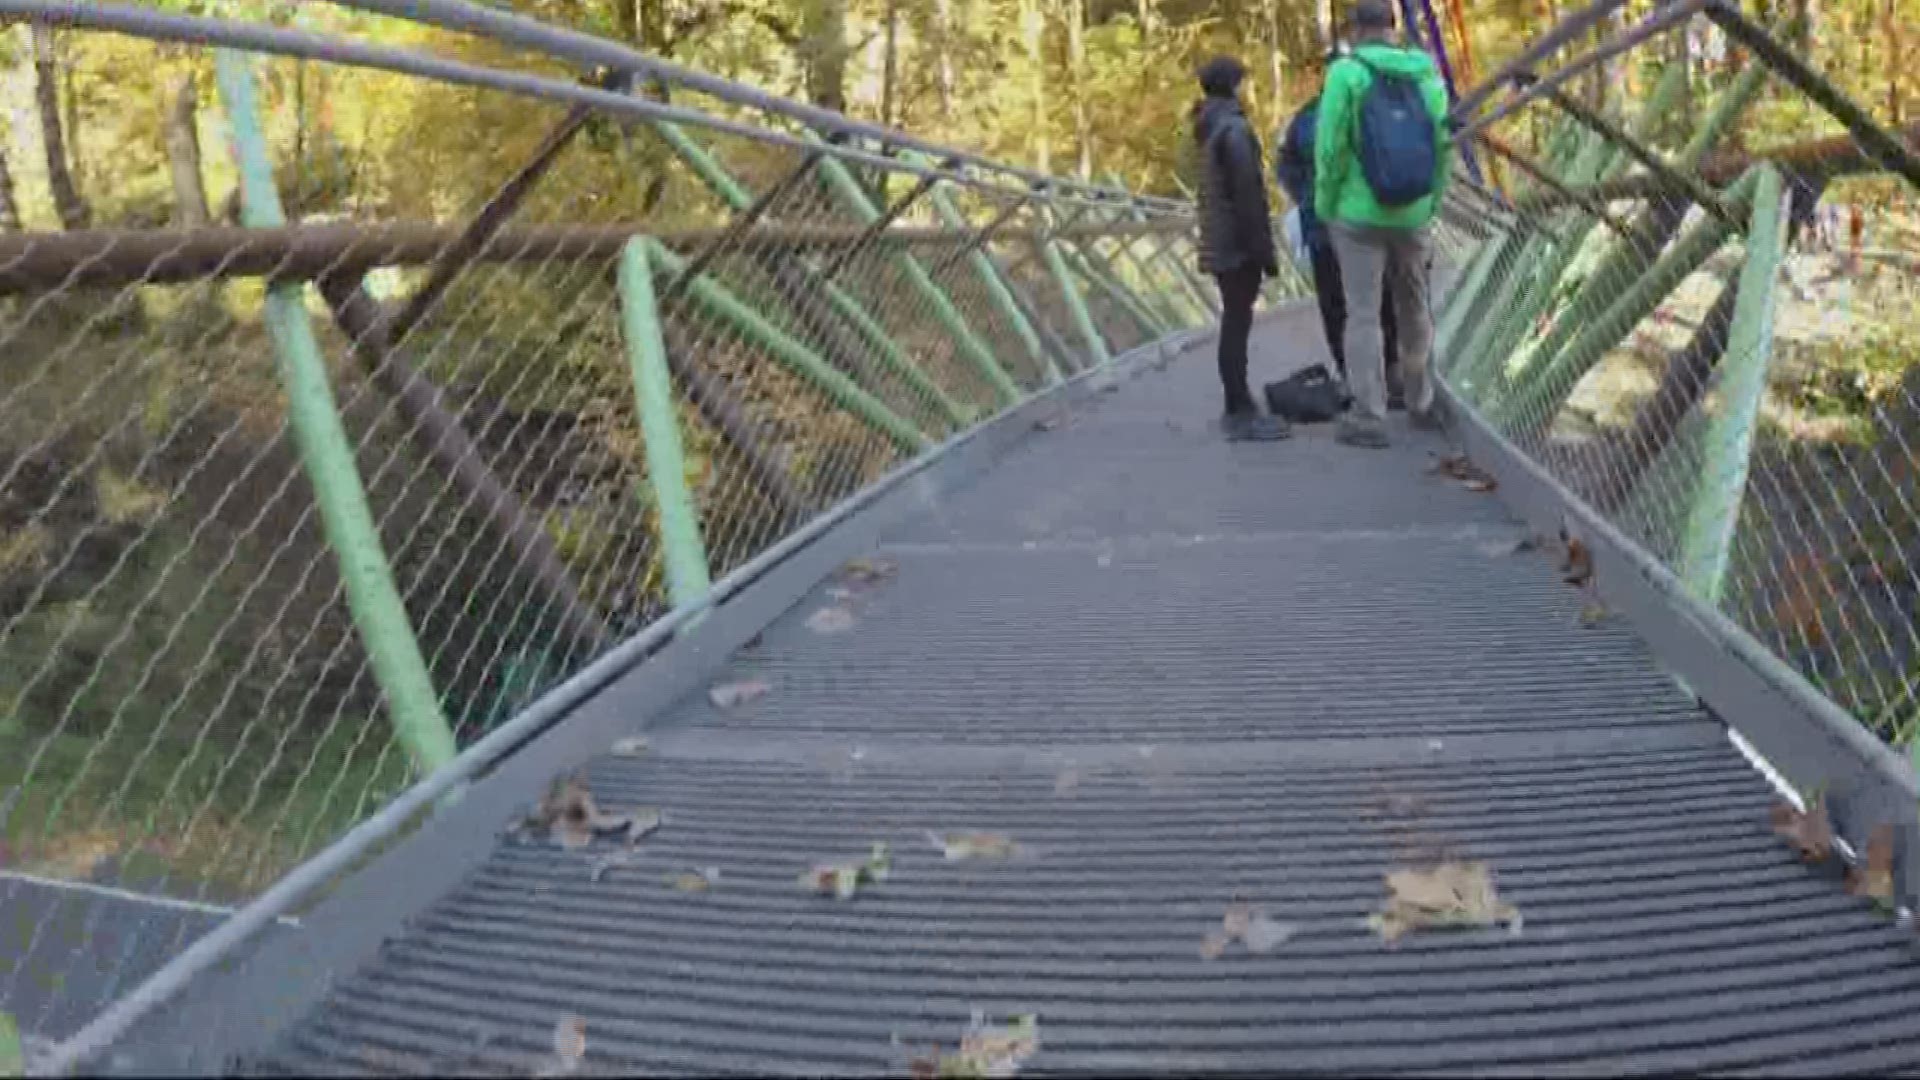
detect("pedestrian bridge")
[5,1,1920,1074]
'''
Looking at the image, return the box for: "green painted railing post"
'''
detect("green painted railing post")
[1458,64,1690,396]
[1064,241,1168,338]
[1433,231,1505,366]
[213,50,455,771]
[646,121,971,429]
[1678,167,1787,606]
[1126,218,1212,326]
[805,136,1025,405]
[1094,179,1204,327]
[904,153,1063,385]
[645,239,931,453]
[617,239,712,609]
[1041,208,1114,366]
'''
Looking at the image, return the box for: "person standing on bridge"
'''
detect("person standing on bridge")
[1275,43,1406,410]
[1192,54,1289,442]
[1313,0,1454,448]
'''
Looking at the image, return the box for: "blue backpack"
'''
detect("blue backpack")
[1353,56,1437,207]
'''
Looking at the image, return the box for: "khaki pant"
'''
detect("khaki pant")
[1328,221,1435,425]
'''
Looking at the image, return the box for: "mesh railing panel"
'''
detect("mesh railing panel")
[1436,3,1920,752]
[0,4,1215,1053]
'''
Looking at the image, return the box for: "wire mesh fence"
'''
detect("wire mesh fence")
[0,3,1232,1050]
[1435,2,1920,755]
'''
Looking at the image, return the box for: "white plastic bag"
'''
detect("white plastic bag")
[1282,206,1310,269]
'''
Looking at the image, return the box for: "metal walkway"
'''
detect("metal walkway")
[189,311,1920,1075]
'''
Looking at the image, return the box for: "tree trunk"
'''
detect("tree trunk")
[0,148,19,232]
[165,75,212,228]
[1066,0,1091,179]
[801,0,849,114]
[934,0,956,119]
[1022,0,1050,174]
[881,0,900,127]
[1267,0,1285,132]
[30,23,89,231]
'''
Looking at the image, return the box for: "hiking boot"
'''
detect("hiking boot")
[1336,417,1390,449]
[1408,406,1444,432]
[1222,410,1291,442]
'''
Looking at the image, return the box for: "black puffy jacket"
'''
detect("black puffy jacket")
[1193,96,1277,276]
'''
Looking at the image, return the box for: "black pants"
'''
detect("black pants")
[1307,237,1398,384]
[1214,264,1263,414]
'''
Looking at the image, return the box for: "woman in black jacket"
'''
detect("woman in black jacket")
[1192,55,1289,441]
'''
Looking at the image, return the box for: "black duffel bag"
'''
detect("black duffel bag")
[1263,363,1349,423]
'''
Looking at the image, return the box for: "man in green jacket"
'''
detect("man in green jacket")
[1312,0,1454,448]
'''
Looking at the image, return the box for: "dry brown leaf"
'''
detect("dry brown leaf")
[708,678,773,710]
[801,842,891,899]
[1770,798,1835,863]
[1846,823,1896,907]
[666,867,720,893]
[806,605,857,634]
[843,557,900,586]
[532,776,632,850]
[928,831,1020,861]
[1369,861,1521,943]
[1242,911,1298,954]
[1561,531,1594,587]
[625,808,663,845]
[1203,898,1296,958]
[535,1015,586,1077]
[554,1016,586,1066]
[1429,453,1496,490]
[609,736,649,757]
[1221,900,1253,940]
[920,1014,1037,1078]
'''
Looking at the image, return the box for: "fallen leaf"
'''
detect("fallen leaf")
[1242,911,1299,954]
[1561,531,1594,587]
[1369,861,1521,943]
[801,841,892,899]
[667,867,720,893]
[1579,601,1609,627]
[625,808,663,845]
[1221,899,1253,940]
[1202,897,1296,958]
[1771,798,1835,863]
[843,557,900,586]
[921,1014,1039,1078]
[554,1016,586,1067]
[609,736,649,757]
[1428,452,1496,490]
[806,606,857,634]
[708,678,773,709]
[927,831,1020,861]
[1846,823,1897,907]
[530,776,634,850]
[533,1015,586,1077]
